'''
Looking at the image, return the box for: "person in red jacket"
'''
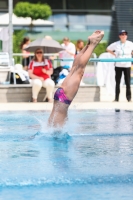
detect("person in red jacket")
[28,48,55,102]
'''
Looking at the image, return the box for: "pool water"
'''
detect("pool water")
[0,110,133,200]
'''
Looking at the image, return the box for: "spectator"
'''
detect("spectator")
[106,30,133,102]
[28,48,55,103]
[20,37,31,71]
[55,37,75,85]
[59,37,75,70]
[75,39,84,54]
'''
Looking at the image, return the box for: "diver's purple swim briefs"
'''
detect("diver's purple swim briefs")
[54,88,71,105]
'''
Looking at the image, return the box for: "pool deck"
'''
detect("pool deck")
[0,102,133,111]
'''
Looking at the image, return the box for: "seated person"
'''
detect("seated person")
[28,48,55,102]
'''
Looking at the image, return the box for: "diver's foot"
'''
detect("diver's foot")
[88,30,104,46]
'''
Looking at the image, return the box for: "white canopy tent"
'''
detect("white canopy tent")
[0,13,54,26]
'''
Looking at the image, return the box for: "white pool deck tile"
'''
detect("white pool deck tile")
[0,102,132,111]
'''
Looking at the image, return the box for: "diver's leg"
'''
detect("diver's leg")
[61,30,104,100]
[74,30,104,68]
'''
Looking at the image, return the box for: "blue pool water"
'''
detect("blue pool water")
[0,109,133,200]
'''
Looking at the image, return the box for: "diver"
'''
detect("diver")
[48,30,104,127]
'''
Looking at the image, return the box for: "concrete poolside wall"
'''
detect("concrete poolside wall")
[0,85,100,102]
[0,85,133,103]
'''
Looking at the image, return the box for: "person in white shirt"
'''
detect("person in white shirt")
[59,37,76,70]
[106,30,133,102]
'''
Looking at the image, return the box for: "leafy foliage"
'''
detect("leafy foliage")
[13,30,26,53]
[13,30,26,63]
[14,2,52,22]
[93,42,108,57]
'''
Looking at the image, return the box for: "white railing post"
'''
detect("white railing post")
[8,0,13,66]
[92,53,97,85]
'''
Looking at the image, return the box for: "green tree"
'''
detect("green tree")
[13,30,26,53]
[94,42,107,56]
[13,2,52,31]
[13,30,26,63]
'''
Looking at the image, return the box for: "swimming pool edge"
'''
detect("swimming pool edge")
[0,102,133,111]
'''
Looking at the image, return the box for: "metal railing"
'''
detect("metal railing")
[0,52,97,85]
[13,52,97,67]
[13,53,59,69]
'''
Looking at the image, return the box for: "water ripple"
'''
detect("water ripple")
[0,174,133,188]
